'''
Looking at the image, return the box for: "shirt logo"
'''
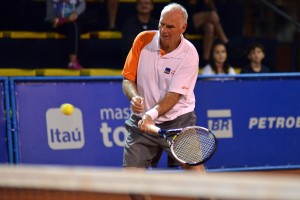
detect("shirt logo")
[164,67,171,74]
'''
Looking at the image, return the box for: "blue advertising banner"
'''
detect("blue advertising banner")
[195,77,300,170]
[12,75,300,170]
[13,78,130,167]
[0,78,11,163]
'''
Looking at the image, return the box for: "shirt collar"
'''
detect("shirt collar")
[153,32,186,59]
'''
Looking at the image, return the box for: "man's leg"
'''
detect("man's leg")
[193,12,214,64]
[107,0,118,29]
[202,22,215,62]
[210,11,229,44]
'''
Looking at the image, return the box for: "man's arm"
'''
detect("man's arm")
[205,0,216,11]
[139,92,181,133]
[69,0,86,22]
[75,0,86,16]
[122,78,144,114]
[153,92,181,118]
[45,0,55,22]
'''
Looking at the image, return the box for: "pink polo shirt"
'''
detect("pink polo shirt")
[122,31,199,124]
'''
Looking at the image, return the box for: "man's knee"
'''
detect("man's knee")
[204,23,214,34]
[210,11,220,24]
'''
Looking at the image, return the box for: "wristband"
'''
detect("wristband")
[145,108,159,120]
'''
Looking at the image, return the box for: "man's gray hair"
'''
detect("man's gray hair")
[161,3,188,24]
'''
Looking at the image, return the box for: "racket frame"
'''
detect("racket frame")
[158,126,217,166]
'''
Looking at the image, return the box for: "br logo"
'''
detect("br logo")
[46,107,85,150]
[207,109,233,138]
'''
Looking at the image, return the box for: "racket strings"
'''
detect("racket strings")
[172,128,216,164]
[199,134,216,157]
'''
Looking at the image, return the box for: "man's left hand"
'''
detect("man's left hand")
[138,115,156,134]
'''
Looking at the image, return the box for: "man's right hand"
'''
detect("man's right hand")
[130,96,144,114]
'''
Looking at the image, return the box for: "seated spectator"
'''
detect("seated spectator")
[121,0,158,59]
[45,0,86,69]
[241,43,271,73]
[173,0,230,67]
[201,42,236,75]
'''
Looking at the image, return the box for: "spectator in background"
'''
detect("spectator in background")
[121,0,158,59]
[241,43,271,73]
[174,0,230,67]
[90,0,118,30]
[45,0,86,69]
[201,42,236,75]
[107,0,118,30]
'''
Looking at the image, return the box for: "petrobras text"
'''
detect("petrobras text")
[249,116,300,129]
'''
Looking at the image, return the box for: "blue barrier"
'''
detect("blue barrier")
[10,74,300,170]
[11,77,129,167]
[0,78,13,164]
[196,73,300,171]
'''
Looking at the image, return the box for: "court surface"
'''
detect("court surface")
[1,164,300,200]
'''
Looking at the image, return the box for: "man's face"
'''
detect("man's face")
[159,12,186,47]
[137,0,153,15]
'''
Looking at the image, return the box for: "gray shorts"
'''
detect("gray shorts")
[123,111,197,168]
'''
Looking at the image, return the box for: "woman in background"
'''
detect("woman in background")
[202,42,236,75]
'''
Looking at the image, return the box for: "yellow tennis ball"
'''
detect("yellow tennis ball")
[60,103,74,115]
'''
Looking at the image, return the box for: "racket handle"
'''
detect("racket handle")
[146,124,161,134]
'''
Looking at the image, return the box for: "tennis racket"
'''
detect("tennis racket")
[147,125,217,166]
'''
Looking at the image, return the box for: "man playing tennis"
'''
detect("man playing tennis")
[122,2,204,172]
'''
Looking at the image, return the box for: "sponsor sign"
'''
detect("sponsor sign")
[195,78,300,169]
[14,79,168,168]
[46,108,85,150]
[13,77,300,170]
[0,81,9,163]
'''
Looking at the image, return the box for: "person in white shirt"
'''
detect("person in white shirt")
[201,43,236,75]
[122,3,204,173]
[202,42,236,75]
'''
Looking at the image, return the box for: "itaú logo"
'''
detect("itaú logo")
[46,108,85,150]
[207,109,233,138]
